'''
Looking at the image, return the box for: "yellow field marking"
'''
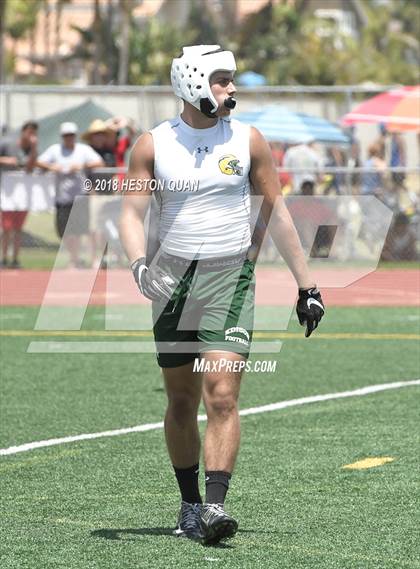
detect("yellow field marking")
[0,330,419,340]
[342,457,395,470]
[0,448,83,473]
[1,514,98,528]
[52,517,101,528]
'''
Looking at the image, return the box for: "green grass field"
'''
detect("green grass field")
[1,305,419,568]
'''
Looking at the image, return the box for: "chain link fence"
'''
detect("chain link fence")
[0,165,418,269]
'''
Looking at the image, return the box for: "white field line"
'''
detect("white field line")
[1,379,419,457]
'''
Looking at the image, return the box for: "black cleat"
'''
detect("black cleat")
[200,503,238,545]
[173,501,202,540]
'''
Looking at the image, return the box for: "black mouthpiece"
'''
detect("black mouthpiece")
[224,97,236,109]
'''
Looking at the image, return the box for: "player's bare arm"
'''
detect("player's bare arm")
[119,132,175,301]
[119,131,154,264]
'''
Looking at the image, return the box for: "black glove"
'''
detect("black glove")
[131,257,175,301]
[296,286,325,338]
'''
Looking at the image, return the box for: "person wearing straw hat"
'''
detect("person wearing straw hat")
[82,119,118,267]
[104,116,136,176]
[82,119,116,167]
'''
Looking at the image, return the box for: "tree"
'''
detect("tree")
[288,19,361,85]
[235,0,419,85]
[72,1,119,84]
[92,0,103,83]
[118,0,131,85]
[54,0,72,80]
[347,0,419,84]
[186,0,220,46]
[0,0,6,83]
[5,0,42,80]
[128,19,195,85]
[236,2,302,81]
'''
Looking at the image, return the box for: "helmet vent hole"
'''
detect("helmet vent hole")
[201,73,204,77]
[196,85,202,89]
[193,67,197,71]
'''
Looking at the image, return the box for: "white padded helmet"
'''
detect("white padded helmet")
[171,45,236,117]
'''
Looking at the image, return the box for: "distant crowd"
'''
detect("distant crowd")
[0,119,418,269]
[267,128,417,261]
[0,118,137,269]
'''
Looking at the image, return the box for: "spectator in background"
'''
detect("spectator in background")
[381,212,417,261]
[82,119,116,267]
[389,131,406,189]
[360,142,388,252]
[0,121,38,268]
[82,119,116,167]
[105,117,136,178]
[270,141,290,190]
[283,138,323,195]
[323,146,345,195]
[374,123,388,160]
[361,142,387,197]
[37,122,104,268]
[347,126,361,190]
[287,175,335,257]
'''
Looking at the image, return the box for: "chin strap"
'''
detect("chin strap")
[199,96,237,117]
[224,97,236,109]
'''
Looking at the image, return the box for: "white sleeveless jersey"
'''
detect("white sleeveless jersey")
[150,116,251,260]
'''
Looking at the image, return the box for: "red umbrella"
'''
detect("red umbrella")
[342,86,420,132]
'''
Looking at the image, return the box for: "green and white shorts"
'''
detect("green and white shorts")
[152,252,256,368]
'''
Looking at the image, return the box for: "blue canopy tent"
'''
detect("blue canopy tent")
[236,71,267,87]
[235,106,349,145]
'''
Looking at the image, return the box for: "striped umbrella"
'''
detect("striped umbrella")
[341,86,420,132]
[235,106,349,145]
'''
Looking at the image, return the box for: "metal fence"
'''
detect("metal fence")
[0,165,418,268]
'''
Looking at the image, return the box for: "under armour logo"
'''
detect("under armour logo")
[196,146,209,154]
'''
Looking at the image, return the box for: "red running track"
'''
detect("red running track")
[0,268,418,307]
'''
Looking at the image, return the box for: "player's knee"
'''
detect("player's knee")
[167,392,198,422]
[205,393,237,419]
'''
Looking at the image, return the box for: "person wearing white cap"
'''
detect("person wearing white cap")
[37,121,104,268]
[120,45,325,545]
[283,138,323,195]
[60,121,78,135]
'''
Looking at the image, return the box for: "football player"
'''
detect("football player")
[120,45,324,545]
